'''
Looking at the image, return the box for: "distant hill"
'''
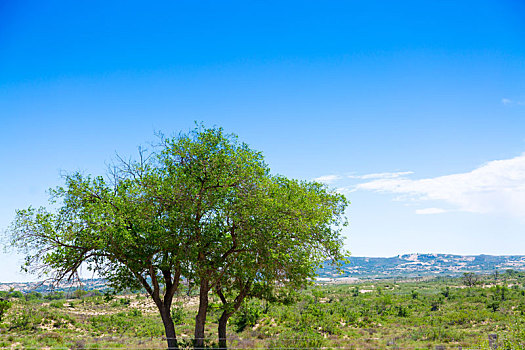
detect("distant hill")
[0,278,107,293]
[3,254,525,291]
[317,253,525,280]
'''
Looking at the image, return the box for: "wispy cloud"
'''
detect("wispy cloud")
[502,98,525,106]
[314,174,342,184]
[355,154,525,218]
[315,171,413,183]
[415,208,447,215]
[317,154,525,218]
[348,171,414,180]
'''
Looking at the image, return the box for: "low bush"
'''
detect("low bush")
[0,300,11,322]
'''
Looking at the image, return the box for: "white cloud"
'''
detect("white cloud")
[318,171,413,183]
[348,171,414,180]
[415,208,447,215]
[314,174,342,184]
[355,154,525,218]
[502,98,525,106]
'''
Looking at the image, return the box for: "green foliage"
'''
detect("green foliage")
[128,308,142,317]
[36,332,64,347]
[463,272,478,287]
[44,291,65,300]
[487,300,500,312]
[8,291,23,298]
[6,126,348,349]
[411,289,419,299]
[170,302,186,325]
[267,329,326,349]
[4,273,525,348]
[0,300,11,322]
[8,306,75,331]
[72,289,87,299]
[231,300,263,332]
[103,290,115,302]
[395,305,410,317]
[87,289,102,297]
[24,291,43,301]
[89,312,165,338]
[49,300,64,308]
[9,308,42,331]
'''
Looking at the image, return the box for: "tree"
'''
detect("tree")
[493,270,500,283]
[8,170,186,350]
[150,129,347,348]
[463,272,478,287]
[7,126,348,350]
[212,176,347,349]
[152,127,271,348]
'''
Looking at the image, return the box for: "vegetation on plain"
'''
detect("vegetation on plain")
[1,272,525,349]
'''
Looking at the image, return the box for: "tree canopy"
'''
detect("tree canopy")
[7,126,348,350]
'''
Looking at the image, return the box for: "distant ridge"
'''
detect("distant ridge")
[3,254,525,291]
[0,278,107,293]
[317,253,525,279]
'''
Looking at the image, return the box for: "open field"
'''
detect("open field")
[1,271,525,349]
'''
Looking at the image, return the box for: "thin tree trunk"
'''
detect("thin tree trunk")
[194,278,209,349]
[218,310,232,350]
[216,284,250,350]
[135,265,180,350]
[159,305,179,350]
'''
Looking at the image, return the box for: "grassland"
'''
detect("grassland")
[1,271,525,349]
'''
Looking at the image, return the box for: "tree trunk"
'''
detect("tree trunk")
[159,305,179,350]
[194,278,209,349]
[218,310,232,350]
[215,282,251,350]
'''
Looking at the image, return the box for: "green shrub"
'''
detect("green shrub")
[86,289,102,297]
[25,292,43,302]
[104,290,116,302]
[37,332,64,346]
[171,303,185,325]
[232,300,263,332]
[50,300,64,308]
[267,329,326,349]
[89,312,164,338]
[8,291,23,298]
[396,305,410,317]
[487,300,500,312]
[9,308,43,331]
[72,289,87,299]
[44,291,65,300]
[0,300,11,321]
[128,308,142,317]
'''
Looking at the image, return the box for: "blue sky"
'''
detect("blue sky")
[1,0,525,282]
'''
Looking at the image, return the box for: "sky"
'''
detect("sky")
[1,0,525,282]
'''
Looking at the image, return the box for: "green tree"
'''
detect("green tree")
[462,272,478,287]
[212,176,347,349]
[8,165,186,349]
[151,127,271,348]
[150,128,347,348]
[7,126,348,350]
